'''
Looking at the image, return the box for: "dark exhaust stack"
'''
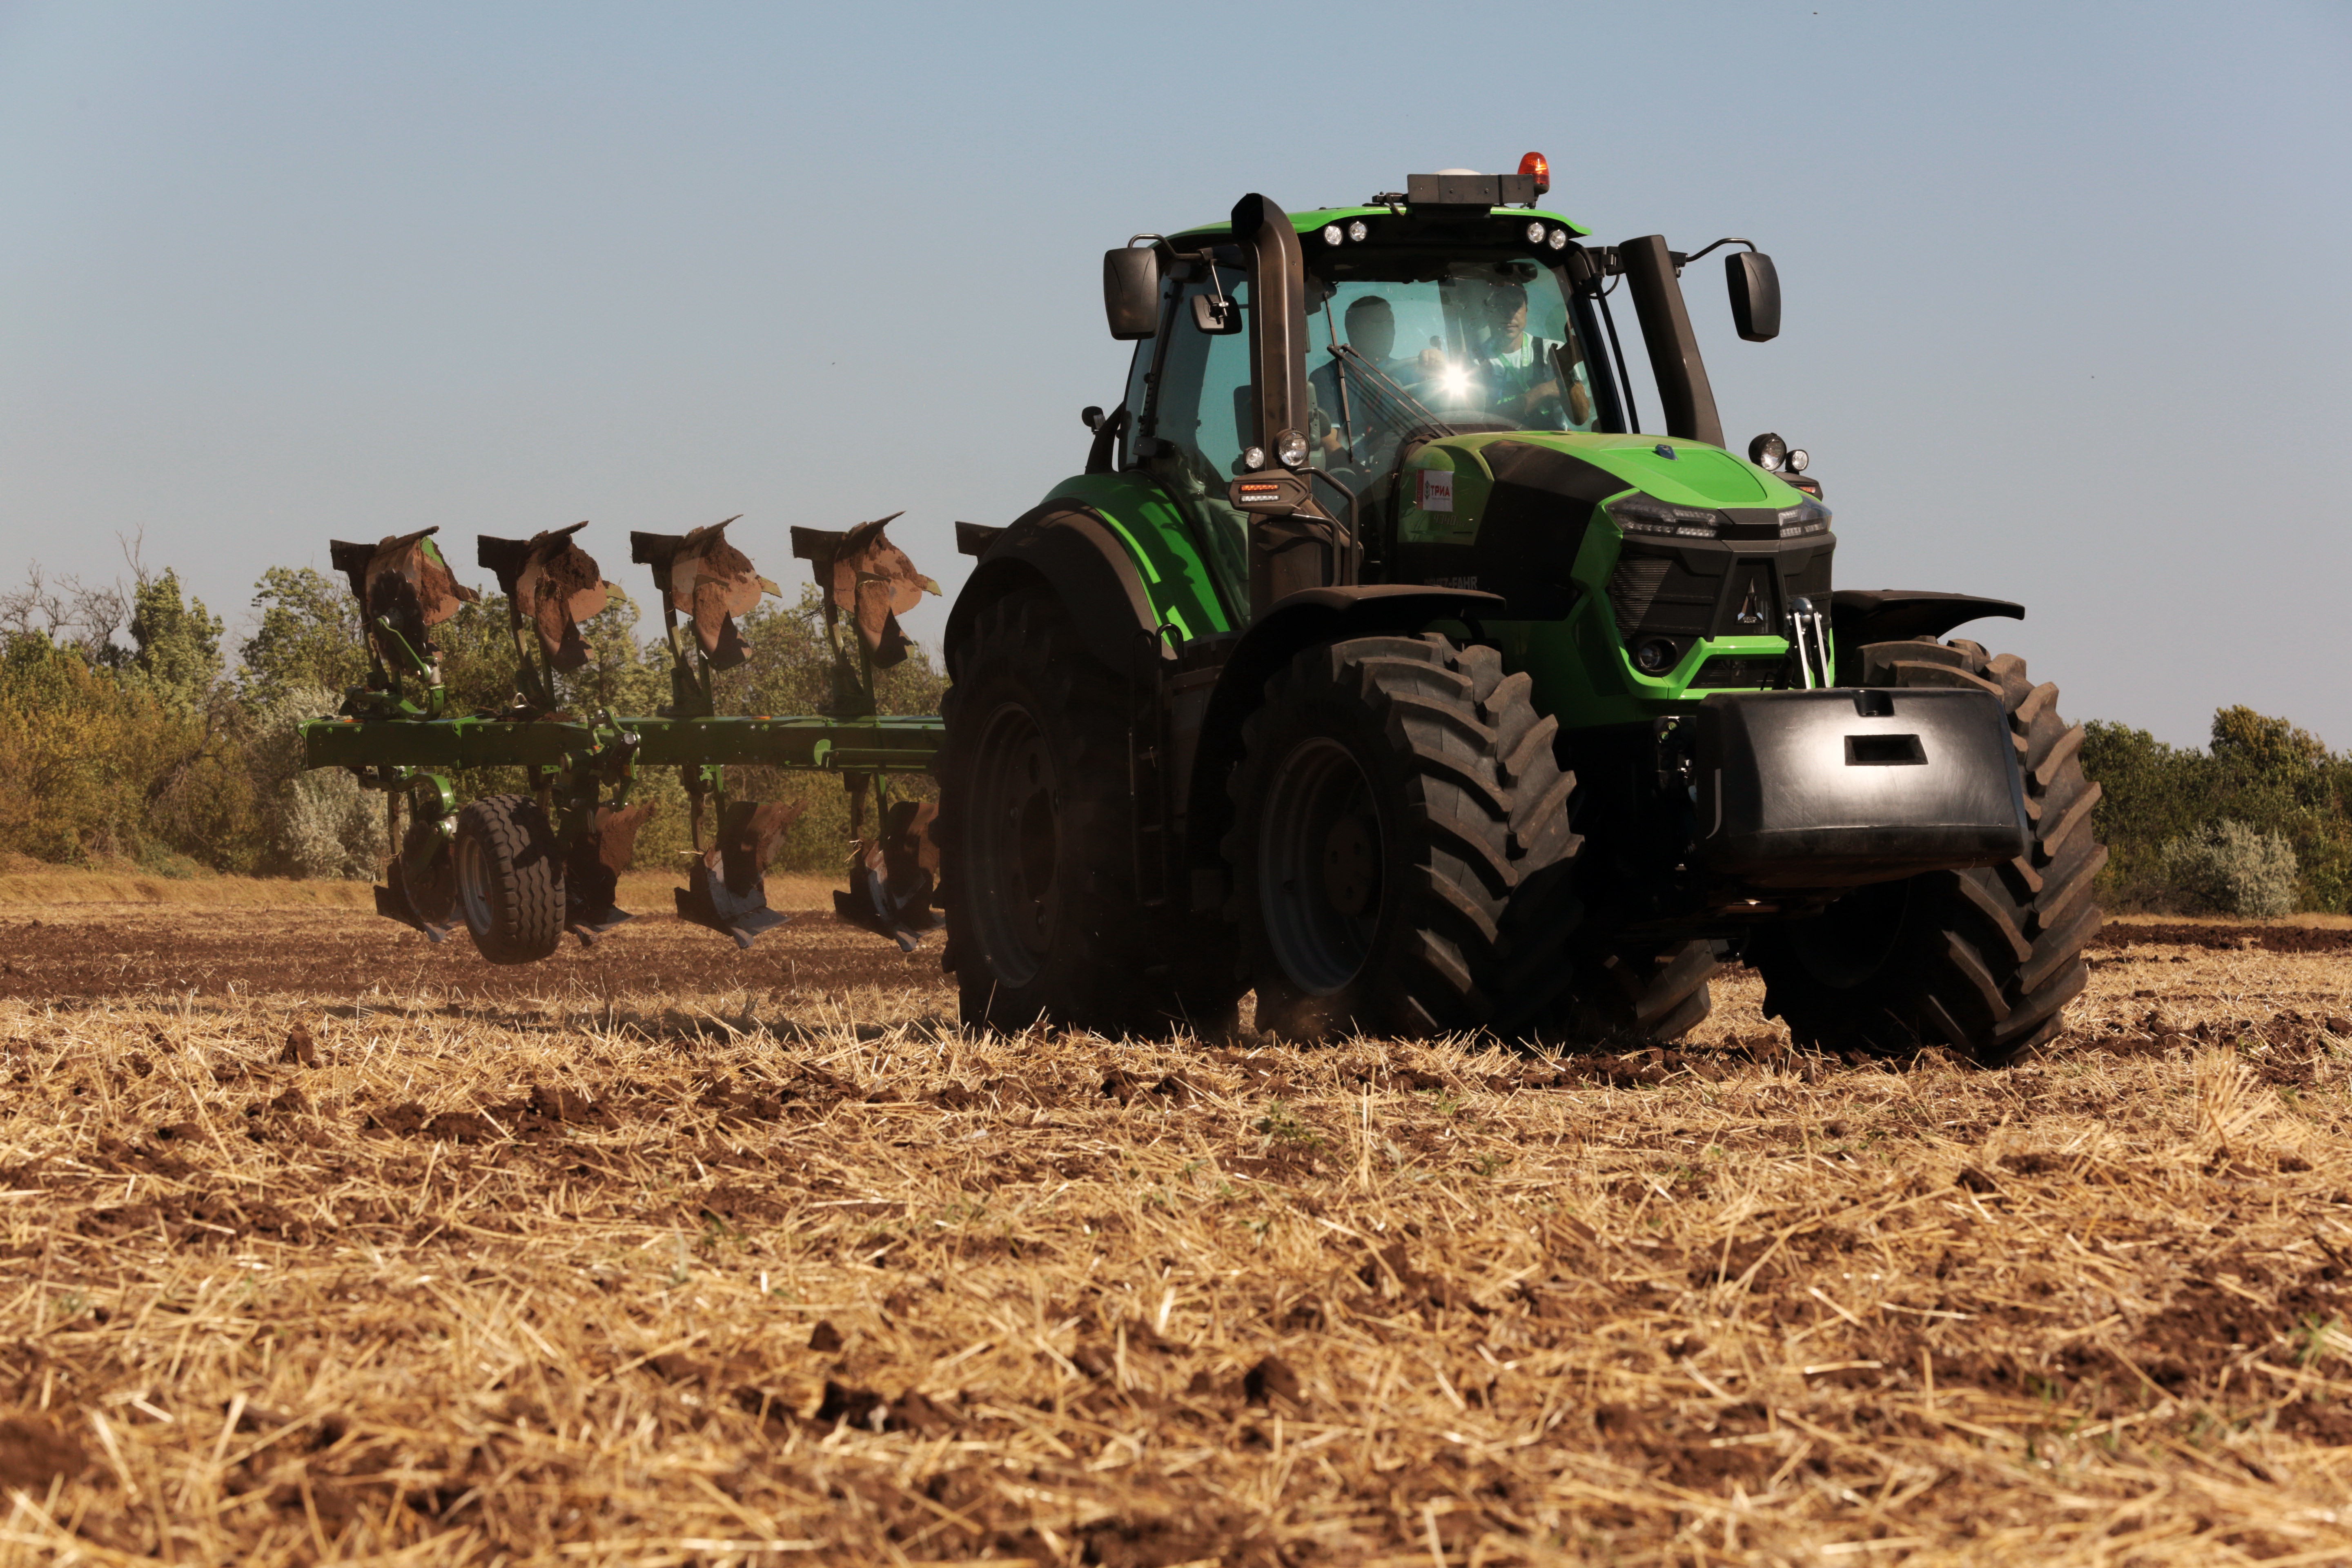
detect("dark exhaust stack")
[1619,235,1725,448]
[1232,192,1330,615]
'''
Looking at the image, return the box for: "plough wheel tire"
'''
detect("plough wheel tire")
[1748,639,2105,1065]
[938,590,1237,1037]
[453,794,566,966]
[1224,635,1577,1042]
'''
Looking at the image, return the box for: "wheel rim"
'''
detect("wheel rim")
[455,831,496,938]
[1785,878,1913,989]
[1259,737,1383,995]
[966,700,1060,987]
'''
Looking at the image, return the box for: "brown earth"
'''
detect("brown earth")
[0,885,942,1007]
[2091,919,2352,955]
[0,908,2347,1563]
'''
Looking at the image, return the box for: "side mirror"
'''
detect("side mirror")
[1103,246,1160,340]
[1726,252,1780,342]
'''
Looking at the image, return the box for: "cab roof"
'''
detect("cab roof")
[1169,204,1592,249]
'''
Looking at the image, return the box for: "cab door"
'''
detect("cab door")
[1131,259,1255,622]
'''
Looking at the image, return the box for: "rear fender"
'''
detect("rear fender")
[944,504,1163,679]
[1180,586,1504,906]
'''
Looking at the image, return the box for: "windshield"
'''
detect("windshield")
[1305,253,1599,485]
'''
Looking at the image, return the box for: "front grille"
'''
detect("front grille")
[1607,554,1715,639]
[1692,655,1785,689]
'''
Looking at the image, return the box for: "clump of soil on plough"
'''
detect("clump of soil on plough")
[0,917,2348,1563]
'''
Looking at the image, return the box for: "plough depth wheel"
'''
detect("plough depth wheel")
[454,794,565,965]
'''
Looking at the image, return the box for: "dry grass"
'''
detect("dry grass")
[0,924,2348,1564]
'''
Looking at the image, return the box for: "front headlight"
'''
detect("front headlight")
[1611,496,1720,539]
[1773,500,1833,537]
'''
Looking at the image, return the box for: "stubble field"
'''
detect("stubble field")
[0,884,2349,1566]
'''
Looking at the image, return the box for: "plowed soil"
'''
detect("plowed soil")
[0,902,2348,1565]
[0,893,946,1006]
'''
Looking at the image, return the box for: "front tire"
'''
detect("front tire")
[1554,940,1723,1046]
[1748,638,2105,1064]
[1223,635,1576,1040]
[453,794,565,965]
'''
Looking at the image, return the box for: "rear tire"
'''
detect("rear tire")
[453,794,565,965]
[1224,635,1576,1040]
[1747,638,2105,1064]
[937,590,1236,1037]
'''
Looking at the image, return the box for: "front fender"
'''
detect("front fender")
[1828,590,2023,676]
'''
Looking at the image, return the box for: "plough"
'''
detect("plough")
[301,515,946,962]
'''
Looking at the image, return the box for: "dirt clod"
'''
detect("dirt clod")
[0,1415,85,1489]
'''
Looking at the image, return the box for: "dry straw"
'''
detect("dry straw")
[0,915,2344,1564]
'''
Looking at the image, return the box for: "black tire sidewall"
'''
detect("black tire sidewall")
[453,793,564,966]
[1227,677,1422,1036]
[938,591,1235,1036]
[941,659,1070,1023]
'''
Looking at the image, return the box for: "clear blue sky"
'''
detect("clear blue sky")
[3,1,2347,746]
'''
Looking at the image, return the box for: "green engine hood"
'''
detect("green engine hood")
[1412,430,1803,515]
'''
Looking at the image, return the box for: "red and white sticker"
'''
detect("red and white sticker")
[1419,470,1453,512]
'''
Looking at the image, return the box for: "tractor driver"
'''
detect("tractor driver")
[1479,283,1593,428]
[1312,295,1426,466]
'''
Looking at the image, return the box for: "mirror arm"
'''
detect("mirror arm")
[1085,404,1129,476]
[1677,236,1757,269]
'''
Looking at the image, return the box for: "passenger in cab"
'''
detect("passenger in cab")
[1311,295,1439,472]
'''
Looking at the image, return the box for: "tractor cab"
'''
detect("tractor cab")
[1097,163,1828,719]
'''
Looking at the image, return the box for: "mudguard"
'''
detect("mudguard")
[944,503,1166,678]
[1829,590,2023,663]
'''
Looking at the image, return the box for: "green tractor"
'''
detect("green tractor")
[936,160,2103,1061]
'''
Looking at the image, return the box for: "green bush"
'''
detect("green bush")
[2083,708,2352,914]
[2158,819,2300,918]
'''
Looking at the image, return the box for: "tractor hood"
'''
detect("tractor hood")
[1424,430,1801,512]
[1388,430,1825,621]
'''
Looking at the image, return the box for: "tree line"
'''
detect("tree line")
[3,557,2345,915]
[0,557,942,883]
